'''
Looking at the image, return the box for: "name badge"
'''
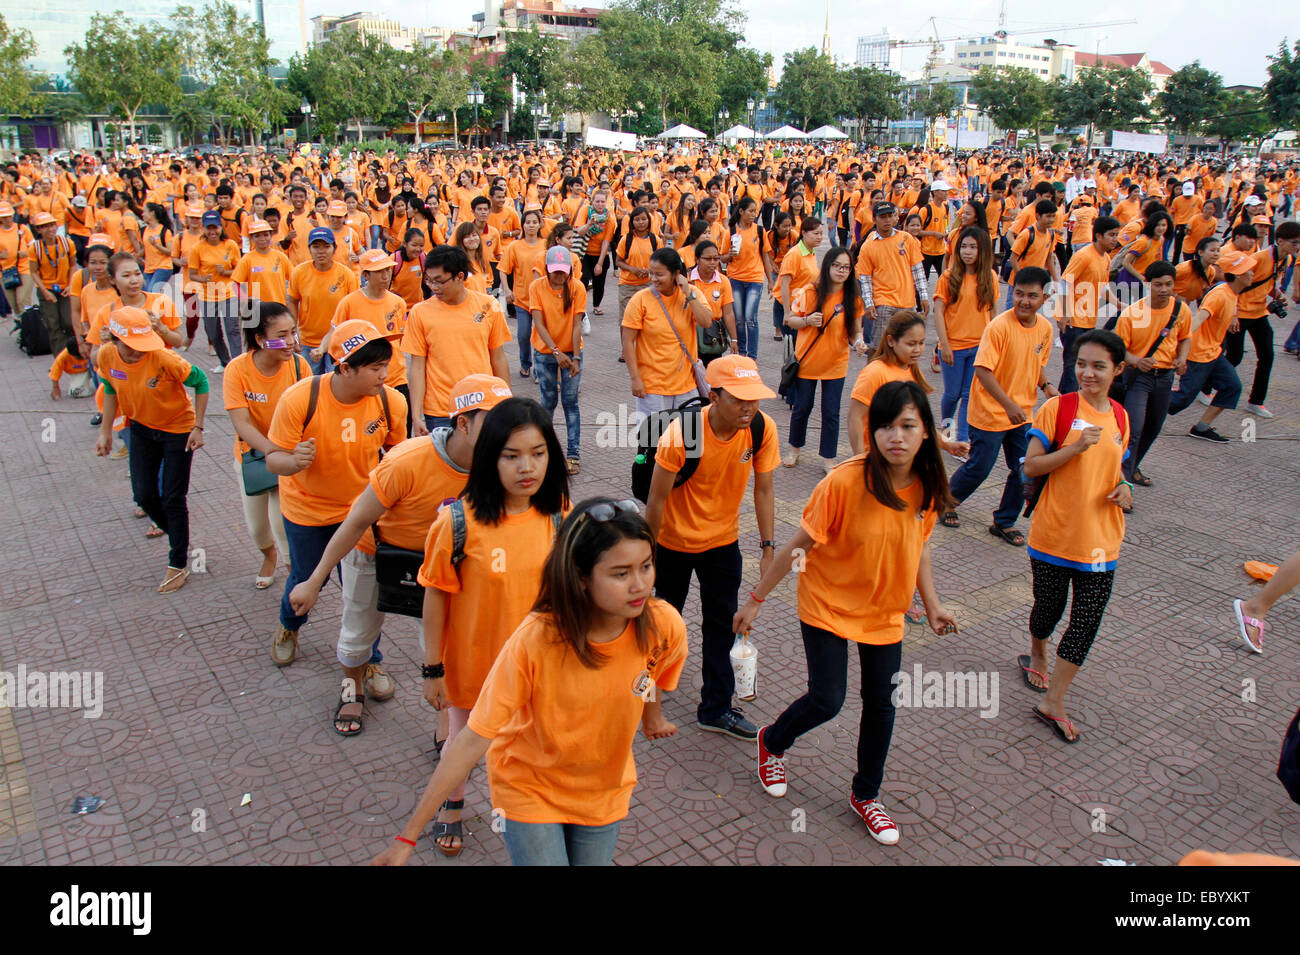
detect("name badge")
[109,368,128,380]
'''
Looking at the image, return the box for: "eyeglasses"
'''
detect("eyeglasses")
[581,499,641,524]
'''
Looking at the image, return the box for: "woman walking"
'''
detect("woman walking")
[932,227,999,444]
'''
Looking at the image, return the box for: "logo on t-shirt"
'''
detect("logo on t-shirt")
[244,390,268,403]
[740,448,753,463]
[364,417,382,435]
[146,376,161,389]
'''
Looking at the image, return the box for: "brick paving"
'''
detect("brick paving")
[2,273,1299,867]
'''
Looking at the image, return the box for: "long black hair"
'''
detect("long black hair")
[463,397,570,524]
[861,380,954,514]
[809,245,861,341]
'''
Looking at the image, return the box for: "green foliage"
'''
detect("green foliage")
[1051,66,1151,137]
[1264,39,1300,130]
[969,67,1049,142]
[1212,88,1273,147]
[0,14,40,117]
[774,48,841,130]
[911,84,958,123]
[841,66,903,132]
[1157,61,1224,136]
[65,12,182,136]
[286,28,399,142]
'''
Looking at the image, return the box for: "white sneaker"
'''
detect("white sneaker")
[212,364,224,374]
[821,457,837,475]
[1246,404,1274,419]
[1196,392,1211,406]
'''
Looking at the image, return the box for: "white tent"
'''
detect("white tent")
[806,124,848,140]
[584,126,638,150]
[719,124,758,142]
[657,123,707,140]
[765,125,807,140]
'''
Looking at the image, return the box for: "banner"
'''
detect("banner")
[584,126,638,150]
[1110,130,1168,154]
[951,129,990,149]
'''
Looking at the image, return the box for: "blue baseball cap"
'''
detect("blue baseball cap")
[201,211,221,227]
[307,226,335,246]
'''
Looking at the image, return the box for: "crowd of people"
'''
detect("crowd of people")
[2,138,1298,865]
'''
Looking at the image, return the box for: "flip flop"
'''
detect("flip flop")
[146,524,165,539]
[433,798,465,857]
[1130,469,1152,487]
[1017,655,1049,692]
[333,694,364,737]
[1233,599,1264,654]
[989,524,1026,547]
[157,566,190,595]
[1032,706,1079,743]
[939,511,960,528]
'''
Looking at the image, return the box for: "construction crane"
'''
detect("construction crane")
[889,17,1138,51]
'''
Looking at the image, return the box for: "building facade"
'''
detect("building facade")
[855,30,903,73]
[953,35,1075,81]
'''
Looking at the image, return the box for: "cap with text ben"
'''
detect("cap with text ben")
[448,374,512,417]
[705,354,775,400]
[329,319,390,362]
[108,307,165,352]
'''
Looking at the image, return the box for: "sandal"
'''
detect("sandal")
[332,690,365,737]
[566,458,580,475]
[1233,599,1264,654]
[1017,655,1049,693]
[989,524,1026,547]
[433,799,465,857]
[146,524,165,539]
[939,511,960,528]
[133,507,147,519]
[1032,705,1079,743]
[1130,469,1152,487]
[157,566,190,595]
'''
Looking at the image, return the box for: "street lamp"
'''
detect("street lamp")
[300,98,311,145]
[531,101,546,143]
[468,83,484,149]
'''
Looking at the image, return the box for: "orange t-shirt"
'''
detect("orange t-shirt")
[401,290,511,416]
[287,260,360,347]
[1180,214,1218,256]
[27,236,75,288]
[933,268,998,351]
[1061,244,1112,329]
[141,225,175,274]
[966,310,1053,433]
[1173,260,1219,304]
[615,233,656,287]
[1026,395,1129,569]
[390,252,425,307]
[1010,225,1057,270]
[267,373,408,526]
[231,248,293,305]
[466,601,688,826]
[727,222,767,283]
[689,268,733,323]
[849,360,915,441]
[654,406,780,552]
[0,223,32,275]
[620,286,699,396]
[361,432,469,555]
[330,289,408,386]
[1187,283,1237,364]
[776,243,817,306]
[187,238,241,301]
[790,287,864,380]
[97,345,196,434]
[87,294,181,352]
[1113,298,1191,371]
[221,351,310,459]
[499,239,547,309]
[69,270,119,339]
[49,350,90,380]
[527,275,586,355]
[798,459,937,644]
[855,230,922,307]
[418,502,561,710]
[1124,235,1164,279]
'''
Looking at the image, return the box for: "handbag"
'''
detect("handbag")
[2,266,19,290]
[652,288,709,398]
[239,450,278,496]
[372,524,425,618]
[778,304,841,397]
[1279,707,1300,805]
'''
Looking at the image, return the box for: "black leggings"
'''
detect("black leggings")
[1029,559,1115,667]
[1224,316,1274,406]
[922,253,944,283]
[581,253,607,308]
[766,623,901,802]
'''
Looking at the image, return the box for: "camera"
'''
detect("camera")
[1267,298,1288,318]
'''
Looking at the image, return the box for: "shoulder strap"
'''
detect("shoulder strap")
[449,498,468,567]
[1051,392,1079,450]
[292,353,306,382]
[1142,300,1184,359]
[674,409,704,486]
[302,374,322,430]
[1108,398,1128,438]
[651,288,696,367]
[749,412,766,468]
[379,385,392,440]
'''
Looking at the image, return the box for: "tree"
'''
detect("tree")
[1052,66,1151,154]
[912,83,958,145]
[839,66,903,141]
[1264,39,1300,131]
[970,66,1050,146]
[65,13,182,141]
[0,14,40,117]
[398,44,453,145]
[292,29,398,142]
[1158,61,1224,138]
[774,48,841,130]
[1211,87,1274,155]
[561,35,633,123]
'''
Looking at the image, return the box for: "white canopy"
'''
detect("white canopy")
[657,123,707,140]
[765,125,807,140]
[719,124,758,141]
[585,126,639,150]
[807,124,848,140]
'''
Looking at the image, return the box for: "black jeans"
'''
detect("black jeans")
[1224,316,1274,406]
[128,422,194,569]
[767,624,902,802]
[1121,368,1173,478]
[654,541,742,723]
[922,253,944,284]
[581,253,607,308]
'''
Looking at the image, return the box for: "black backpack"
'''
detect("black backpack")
[15,304,50,356]
[630,396,766,503]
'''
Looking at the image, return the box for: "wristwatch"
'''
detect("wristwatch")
[420,663,445,679]
[760,540,776,551]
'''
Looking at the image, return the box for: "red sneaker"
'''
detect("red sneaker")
[756,726,788,797]
[849,795,900,845]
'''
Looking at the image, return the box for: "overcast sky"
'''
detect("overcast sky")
[305,0,1282,86]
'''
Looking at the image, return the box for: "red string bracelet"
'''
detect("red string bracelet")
[749,591,765,603]
[394,835,416,847]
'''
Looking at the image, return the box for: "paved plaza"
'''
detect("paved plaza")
[1,286,1298,866]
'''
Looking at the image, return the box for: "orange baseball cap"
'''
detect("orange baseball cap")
[448,374,512,417]
[247,219,272,234]
[0,203,13,217]
[358,249,396,271]
[327,200,348,216]
[186,203,205,218]
[704,354,775,400]
[328,319,387,363]
[87,232,114,248]
[107,307,164,352]
[30,211,56,226]
[1219,250,1254,276]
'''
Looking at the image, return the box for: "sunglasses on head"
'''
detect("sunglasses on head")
[581,499,641,524]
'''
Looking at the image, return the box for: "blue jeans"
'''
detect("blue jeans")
[772,298,786,335]
[512,303,533,371]
[370,225,384,249]
[144,268,172,292]
[308,350,332,375]
[501,818,621,866]
[424,414,452,431]
[947,423,1029,528]
[938,345,978,442]
[788,376,844,459]
[731,279,763,359]
[1285,317,1300,354]
[280,518,343,632]
[534,352,581,459]
[1168,355,1241,414]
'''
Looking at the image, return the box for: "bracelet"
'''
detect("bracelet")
[760,541,776,550]
[394,835,416,847]
[749,591,766,603]
[1118,480,1133,490]
[421,663,445,679]
[193,426,203,431]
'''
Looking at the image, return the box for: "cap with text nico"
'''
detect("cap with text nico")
[30,211,55,227]
[107,306,165,352]
[247,219,272,235]
[1218,250,1254,276]
[449,374,512,417]
[327,200,348,217]
[87,232,114,249]
[704,354,775,400]
[545,246,572,273]
[329,318,387,363]
[202,211,221,227]
[308,226,335,246]
[358,249,396,271]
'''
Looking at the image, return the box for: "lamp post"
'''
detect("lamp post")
[532,102,546,143]
[716,107,729,140]
[300,98,311,145]
[468,83,484,149]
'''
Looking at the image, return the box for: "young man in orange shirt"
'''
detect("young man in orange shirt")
[645,355,779,740]
[289,227,360,374]
[855,201,928,351]
[1057,215,1120,392]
